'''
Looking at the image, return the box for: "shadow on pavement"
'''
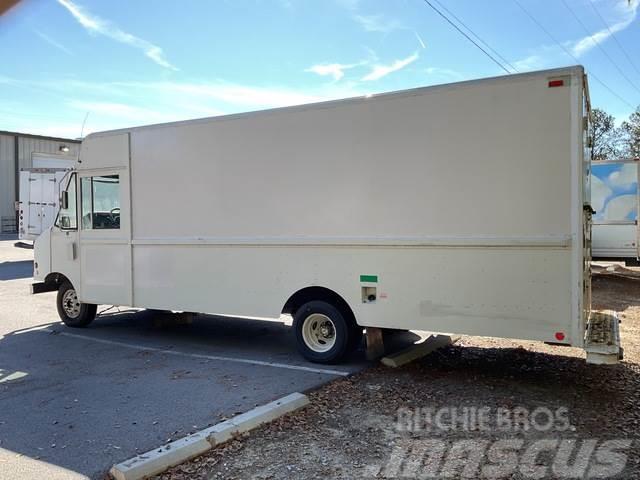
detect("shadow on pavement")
[0,310,373,479]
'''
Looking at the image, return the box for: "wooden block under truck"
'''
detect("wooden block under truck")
[31,66,621,365]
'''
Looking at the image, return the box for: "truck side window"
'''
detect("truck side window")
[81,175,121,230]
[55,173,77,230]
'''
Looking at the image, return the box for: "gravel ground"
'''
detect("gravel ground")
[154,268,640,480]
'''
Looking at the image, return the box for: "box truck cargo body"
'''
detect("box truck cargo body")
[32,66,619,364]
[591,159,640,264]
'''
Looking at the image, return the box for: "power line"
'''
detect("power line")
[431,0,518,73]
[559,0,640,95]
[512,0,636,110]
[588,0,640,79]
[419,0,512,74]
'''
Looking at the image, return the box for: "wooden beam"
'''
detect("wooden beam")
[365,327,385,360]
[381,334,459,368]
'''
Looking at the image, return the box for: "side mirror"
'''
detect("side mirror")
[61,191,69,210]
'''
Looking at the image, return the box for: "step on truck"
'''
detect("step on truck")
[31,66,621,365]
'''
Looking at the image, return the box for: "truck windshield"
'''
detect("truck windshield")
[55,173,77,229]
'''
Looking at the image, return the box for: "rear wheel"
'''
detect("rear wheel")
[56,281,97,328]
[293,301,352,364]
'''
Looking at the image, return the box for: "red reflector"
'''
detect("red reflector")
[555,332,565,341]
[548,79,564,88]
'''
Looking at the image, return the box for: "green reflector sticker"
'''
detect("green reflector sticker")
[360,275,378,283]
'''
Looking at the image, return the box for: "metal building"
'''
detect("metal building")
[0,131,80,233]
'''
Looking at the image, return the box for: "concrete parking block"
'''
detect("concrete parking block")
[110,392,309,480]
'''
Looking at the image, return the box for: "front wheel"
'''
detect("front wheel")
[293,301,352,364]
[56,281,97,328]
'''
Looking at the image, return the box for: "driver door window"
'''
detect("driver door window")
[81,175,121,230]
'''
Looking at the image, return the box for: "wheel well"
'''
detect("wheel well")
[44,272,70,289]
[282,286,358,326]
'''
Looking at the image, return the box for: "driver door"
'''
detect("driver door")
[78,169,131,306]
[50,173,81,289]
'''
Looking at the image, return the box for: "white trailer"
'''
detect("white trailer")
[17,153,75,241]
[18,168,69,241]
[31,66,619,364]
[591,158,640,264]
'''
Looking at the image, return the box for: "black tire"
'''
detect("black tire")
[293,300,351,364]
[56,281,97,328]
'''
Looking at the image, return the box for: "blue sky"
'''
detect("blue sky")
[1,0,639,138]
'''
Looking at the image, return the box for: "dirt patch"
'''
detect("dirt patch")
[156,272,640,479]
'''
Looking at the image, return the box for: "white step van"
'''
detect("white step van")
[31,66,619,364]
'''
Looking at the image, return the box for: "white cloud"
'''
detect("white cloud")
[512,54,545,72]
[592,164,638,220]
[571,0,639,57]
[34,30,73,55]
[305,62,362,81]
[513,1,638,72]
[2,74,366,137]
[604,194,637,221]
[425,67,464,82]
[13,75,363,110]
[56,0,177,70]
[67,100,189,124]
[608,163,638,188]
[4,120,103,139]
[512,42,564,72]
[354,14,403,33]
[591,173,613,215]
[362,52,419,81]
[143,82,328,108]
[414,31,426,50]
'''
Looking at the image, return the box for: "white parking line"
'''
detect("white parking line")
[41,328,350,377]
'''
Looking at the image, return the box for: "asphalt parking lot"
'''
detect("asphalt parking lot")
[0,236,370,479]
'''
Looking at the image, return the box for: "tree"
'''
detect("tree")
[591,108,624,161]
[621,106,640,159]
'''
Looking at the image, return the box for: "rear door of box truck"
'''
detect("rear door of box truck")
[25,172,49,240]
[19,170,66,241]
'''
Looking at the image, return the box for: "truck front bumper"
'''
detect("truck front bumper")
[30,282,57,295]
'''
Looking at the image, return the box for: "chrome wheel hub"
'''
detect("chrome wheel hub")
[62,289,81,318]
